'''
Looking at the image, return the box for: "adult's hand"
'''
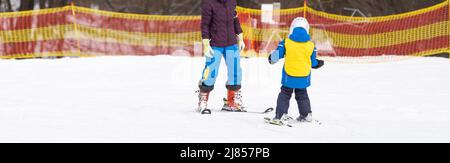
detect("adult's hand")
[237,33,246,52]
[202,39,214,58]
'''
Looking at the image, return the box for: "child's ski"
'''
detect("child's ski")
[264,116,323,127]
[298,119,323,126]
[264,117,293,127]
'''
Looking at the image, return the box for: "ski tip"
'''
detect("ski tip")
[201,109,212,114]
[263,107,274,114]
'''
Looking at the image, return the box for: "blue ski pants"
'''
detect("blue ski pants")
[200,44,242,91]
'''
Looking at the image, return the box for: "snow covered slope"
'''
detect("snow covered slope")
[0,56,449,143]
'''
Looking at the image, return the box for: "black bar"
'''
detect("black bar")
[0,143,447,161]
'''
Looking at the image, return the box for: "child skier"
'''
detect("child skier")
[267,17,324,125]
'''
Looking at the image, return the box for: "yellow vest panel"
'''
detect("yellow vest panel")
[284,39,315,77]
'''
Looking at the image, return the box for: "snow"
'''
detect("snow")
[0,56,449,143]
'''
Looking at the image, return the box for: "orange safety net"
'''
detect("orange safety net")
[239,1,450,62]
[307,1,450,62]
[0,1,449,62]
[0,5,201,59]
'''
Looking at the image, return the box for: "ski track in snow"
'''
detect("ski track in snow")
[0,56,449,143]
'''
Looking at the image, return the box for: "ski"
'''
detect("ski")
[298,119,323,125]
[221,97,274,114]
[289,119,323,126]
[264,117,293,127]
[218,107,274,114]
[264,116,323,127]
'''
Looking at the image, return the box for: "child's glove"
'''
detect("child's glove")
[313,60,324,69]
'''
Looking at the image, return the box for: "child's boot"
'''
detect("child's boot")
[297,113,313,122]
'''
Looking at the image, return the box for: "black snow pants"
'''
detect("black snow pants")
[275,86,312,119]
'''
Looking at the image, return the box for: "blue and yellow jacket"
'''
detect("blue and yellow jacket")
[269,27,319,89]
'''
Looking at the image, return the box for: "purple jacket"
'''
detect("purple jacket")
[201,0,244,47]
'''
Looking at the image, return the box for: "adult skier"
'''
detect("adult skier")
[197,0,246,114]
